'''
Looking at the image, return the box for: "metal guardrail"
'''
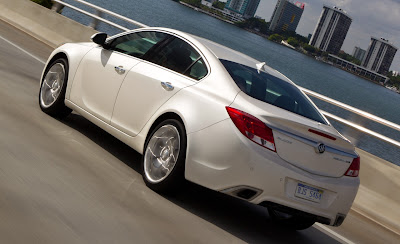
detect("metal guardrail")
[52,0,148,30]
[52,0,400,149]
[300,87,400,148]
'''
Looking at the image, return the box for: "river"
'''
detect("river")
[61,0,400,165]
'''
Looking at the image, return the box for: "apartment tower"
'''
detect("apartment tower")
[352,46,366,62]
[269,0,305,33]
[362,37,398,75]
[309,6,352,54]
[225,0,261,19]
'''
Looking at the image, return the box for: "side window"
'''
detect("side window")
[185,58,208,80]
[109,31,168,58]
[148,37,204,75]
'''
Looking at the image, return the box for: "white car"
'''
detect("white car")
[39,27,360,230]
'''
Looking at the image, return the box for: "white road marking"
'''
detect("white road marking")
[0,34,46,64]
[314,223,356,244]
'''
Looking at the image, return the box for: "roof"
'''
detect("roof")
[193,36,260,66]
[192,35,289,81]
[121,27,290,82]
[371,36,398,50]
[323,5,352,20]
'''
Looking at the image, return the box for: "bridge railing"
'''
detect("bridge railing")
[301,87,400,148]
[51,0,400,150]
[52,0,148,30]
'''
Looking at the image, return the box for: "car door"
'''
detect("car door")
[69,31,168,123]
[110,36,209,137]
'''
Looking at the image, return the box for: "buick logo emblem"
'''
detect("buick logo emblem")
[316,143,326,154]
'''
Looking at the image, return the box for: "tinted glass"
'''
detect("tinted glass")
[221,59,327,124]
[109,31,168,58]
[148,38,201,74]
[185,58,208,80]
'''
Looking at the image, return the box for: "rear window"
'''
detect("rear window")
[221,59,327,124]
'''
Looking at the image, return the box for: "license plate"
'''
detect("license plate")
[294,183,323,203]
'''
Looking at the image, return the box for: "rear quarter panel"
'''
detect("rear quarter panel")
[130,58,240,154]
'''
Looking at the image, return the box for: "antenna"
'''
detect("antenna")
[256,62,266,74]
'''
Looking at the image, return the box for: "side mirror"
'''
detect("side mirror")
[91,32,108,48]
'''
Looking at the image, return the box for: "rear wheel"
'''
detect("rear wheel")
[142,119,186,193]
[39,58,72,118]
[268,208,315,230]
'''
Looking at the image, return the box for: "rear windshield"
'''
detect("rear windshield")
[221,59,327,124]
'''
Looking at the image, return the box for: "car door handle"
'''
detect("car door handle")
[114,66,125,75]
[161,82,174,91]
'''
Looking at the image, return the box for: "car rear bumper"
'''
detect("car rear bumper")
[185,119,360,226]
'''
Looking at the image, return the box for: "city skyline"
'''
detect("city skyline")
[249,0,400,71]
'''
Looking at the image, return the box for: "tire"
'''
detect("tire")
[268,208,315,230]
[142,119,187,193]
[39,58,72,118]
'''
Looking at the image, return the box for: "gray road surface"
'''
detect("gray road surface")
[0,19,398,244]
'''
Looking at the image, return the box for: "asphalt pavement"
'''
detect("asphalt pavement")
[0,19,398,243]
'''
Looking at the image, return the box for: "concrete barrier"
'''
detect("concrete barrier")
[354,149,400,234]
[0,0,97,48]
[1,0,399,235]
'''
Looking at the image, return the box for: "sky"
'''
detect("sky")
[223,0,400,71]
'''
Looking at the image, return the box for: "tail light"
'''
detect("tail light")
[345,156,360,177]
[226,107,276,152]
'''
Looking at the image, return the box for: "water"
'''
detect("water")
[61,0,400,165]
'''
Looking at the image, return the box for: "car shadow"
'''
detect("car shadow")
[61,113,339,244]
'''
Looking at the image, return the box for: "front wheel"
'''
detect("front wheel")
[142,119,187,193]
[268,208,315,230]
[39,58,72,118]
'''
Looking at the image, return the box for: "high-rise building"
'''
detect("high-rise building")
[309,6,352,54]
[269,0,305,33]
[224,0,261,19]
[362,37,398,75]
[352,46,366,62]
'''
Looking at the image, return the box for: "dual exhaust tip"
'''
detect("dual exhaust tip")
[221,186,346,226]
[221,186,262,201]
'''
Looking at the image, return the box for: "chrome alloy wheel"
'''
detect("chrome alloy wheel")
[144,125,181,183]
[40,63,65,108]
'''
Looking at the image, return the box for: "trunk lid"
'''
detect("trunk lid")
[231,92,357,178]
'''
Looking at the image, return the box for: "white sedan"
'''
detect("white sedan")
[39,27,360,230]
